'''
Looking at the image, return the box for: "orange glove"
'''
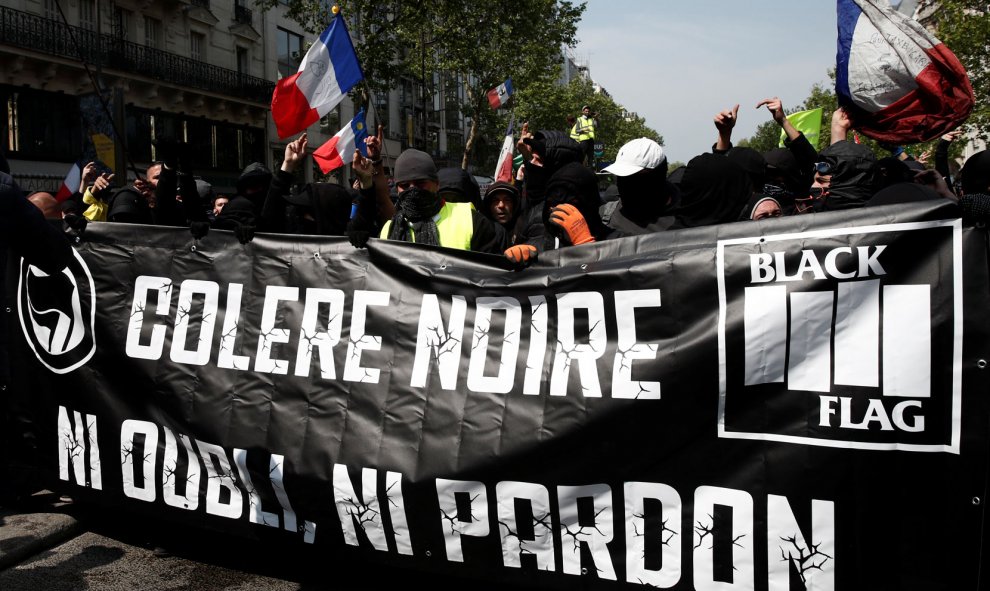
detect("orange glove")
[504,244,538,265]
[549,204,595,245]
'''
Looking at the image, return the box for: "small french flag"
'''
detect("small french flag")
[487,78,513,110]
[493,116,515,182]
[312,109,369,173]
[55,162,81,202]
[271,13,364,139]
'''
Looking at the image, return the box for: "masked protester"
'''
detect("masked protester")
[511,129,584,254]
[600,138,678,234]
[367,149,506,252]
[505,162,617,264]
[437,167,483,211]
[669,153,752,229]
[283,182,355,236]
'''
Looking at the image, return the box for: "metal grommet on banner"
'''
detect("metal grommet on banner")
[190,245,197,252]
[439,264,447,271]
[974,497,982,506]
[314,252,321,259]
[978,359,987,369]
[4,307,10,313]
[425,550,431,558]
[74,236,81,244]
[581,567,588,575]
[580,264,588,270]
[0,385,6,391]
[759,237,766,243]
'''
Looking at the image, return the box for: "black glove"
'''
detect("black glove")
[190,221,210,239]
[233,223,255,244]
[346,218,371,248]
[63,213,88,241]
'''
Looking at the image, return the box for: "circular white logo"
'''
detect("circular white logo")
[17,248,97,374]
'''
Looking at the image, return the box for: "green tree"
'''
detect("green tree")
[514,76,664,165]
[922,0,989,142]
[259,0,586,171]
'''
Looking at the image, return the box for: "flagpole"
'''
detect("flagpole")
[363,80,393,169]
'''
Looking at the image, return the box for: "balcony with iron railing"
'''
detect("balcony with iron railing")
[0,6,274,104]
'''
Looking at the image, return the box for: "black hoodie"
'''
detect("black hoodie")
[817,140,876,211]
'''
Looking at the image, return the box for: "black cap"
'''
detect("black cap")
[394,149,437,184]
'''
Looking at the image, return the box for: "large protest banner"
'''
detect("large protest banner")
[6,200,989,589]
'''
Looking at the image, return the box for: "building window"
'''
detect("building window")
[276,28,303,78]
[43,0,58,20]
[190,32,206,62]
[236,47,249,75]
[144,16,163,49]
[113,7,130,40]
[79,0,96,30]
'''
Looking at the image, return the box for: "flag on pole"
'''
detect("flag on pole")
[55,162,81,202]
[271,13,364,139]
[312,109,369,174]
[487,79,513,110]
[493,116,515,182]
[835,0,973,143]
[777,108,824,149]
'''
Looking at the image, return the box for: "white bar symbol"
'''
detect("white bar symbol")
[787,291,834,393]
[834,280,880,387]
[883,285,931,397]
[744,285,787,385]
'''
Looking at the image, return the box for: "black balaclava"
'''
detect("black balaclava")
[543,162,607,245]
[671,153,752,229]
[615,164,673,222]
[961,150,990,195]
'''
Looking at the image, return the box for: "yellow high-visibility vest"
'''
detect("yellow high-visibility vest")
[575,115,596,141]
[380,201,474,250]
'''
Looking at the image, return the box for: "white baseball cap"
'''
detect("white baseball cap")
[602,138,666,177]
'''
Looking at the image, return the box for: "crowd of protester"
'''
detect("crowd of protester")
[5,100,990,269]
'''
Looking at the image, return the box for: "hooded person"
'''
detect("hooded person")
[956,150,990,222]
[437,167,483,211]
[1,171,71,504]
[283,182,355,236]
[482,181,521,235]
[236,162,273,207]
[376,149,506,253]
[815,140,877,211]
[600,138,678,234]
[506,162,616,265]
[669,153,752,230]
[107,185,153,224]
[762,147,809,213]
[511,130,584,252]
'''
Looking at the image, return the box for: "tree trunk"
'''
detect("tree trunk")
[461,80,477,170]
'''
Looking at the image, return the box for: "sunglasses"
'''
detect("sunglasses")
[813,161,833,175]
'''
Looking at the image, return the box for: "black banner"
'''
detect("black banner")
[7,200,990,589]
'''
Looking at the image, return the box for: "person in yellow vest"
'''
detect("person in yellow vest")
[574,105,597,167]
[351,148,506,253]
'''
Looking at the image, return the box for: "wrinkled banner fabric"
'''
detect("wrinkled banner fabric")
[7,200,990,589]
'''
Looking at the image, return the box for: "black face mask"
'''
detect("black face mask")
[617,172,667,218]
[396,187,443,222]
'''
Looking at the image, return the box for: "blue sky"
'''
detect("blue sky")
[573,1,840,164]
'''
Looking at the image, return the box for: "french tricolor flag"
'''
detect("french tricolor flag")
[487,78,513,110]
[55,162,81,202]
[271,13,364,139]
[493,116,515,182]
[836,0,973,143]
[313,109,369,174]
